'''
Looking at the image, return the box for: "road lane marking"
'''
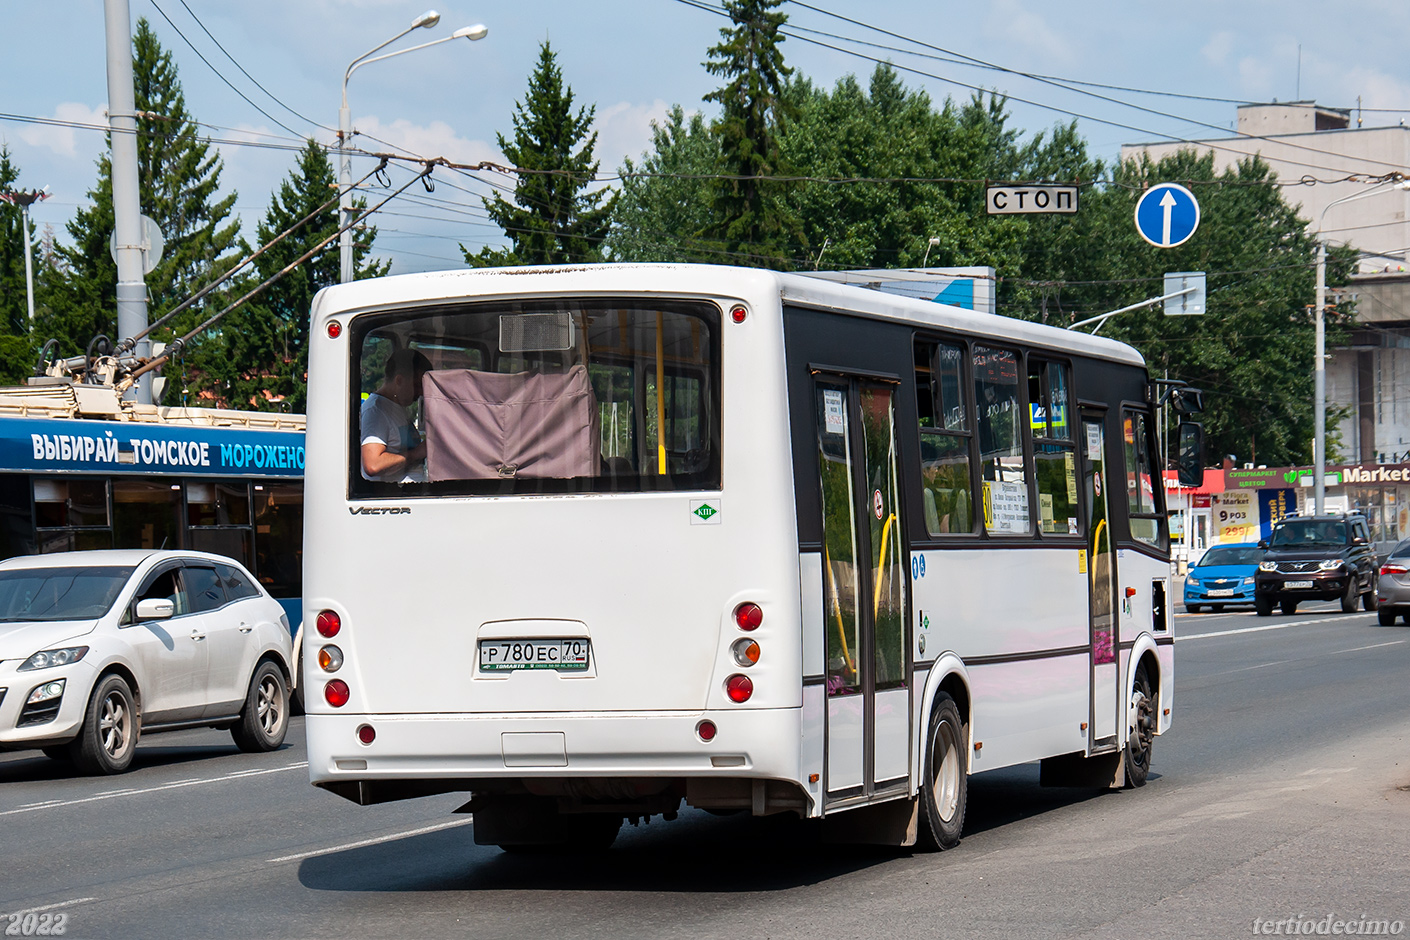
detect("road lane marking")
[7,898,96,916]
[266,817,473,864]
[1331,640,1406,654]
[0,762,308,818]
[1176,614,1369,642]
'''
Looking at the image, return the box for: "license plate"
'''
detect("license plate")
[1206,588,1235,597]
[1284,580,1314,589]
[479,638,590,671]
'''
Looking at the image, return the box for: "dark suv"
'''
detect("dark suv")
[1253,514,1378,616]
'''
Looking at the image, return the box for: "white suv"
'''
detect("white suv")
[0,550,294,774]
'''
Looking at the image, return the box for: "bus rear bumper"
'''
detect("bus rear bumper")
[305,708,804,787]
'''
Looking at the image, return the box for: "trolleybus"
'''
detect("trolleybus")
[302,264,1177,850]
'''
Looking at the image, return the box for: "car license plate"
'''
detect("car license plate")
[1206,588,1235,597]
[1284,580,1314,589]
[479,639,590,672]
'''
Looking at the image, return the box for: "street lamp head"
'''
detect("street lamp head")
[411,10,441,29]
[454,24,489,41]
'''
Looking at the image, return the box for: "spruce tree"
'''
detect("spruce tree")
[702,0,804,268]
[0,147,37,381]
[197,140,385,411]
[45,17,240,374]
[463,41,615,266]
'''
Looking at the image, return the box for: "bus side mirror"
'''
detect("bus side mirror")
[1177,421,1204,487]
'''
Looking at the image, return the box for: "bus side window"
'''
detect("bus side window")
[1029,359,1079,537]
[915,340,974,535]
[974,346,1032,536]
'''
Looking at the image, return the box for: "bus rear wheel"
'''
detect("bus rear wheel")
[918,692,967,850]
[1125,665,1155,788]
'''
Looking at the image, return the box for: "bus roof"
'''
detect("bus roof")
[311,263,1146,369]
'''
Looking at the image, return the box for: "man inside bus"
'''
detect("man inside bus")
[360,349,432,484]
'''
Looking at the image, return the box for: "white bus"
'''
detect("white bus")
[302,264,1176,850]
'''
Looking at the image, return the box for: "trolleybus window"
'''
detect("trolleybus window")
[914,339,974,536]
[974,346,1032,536]
[348,299,720,497]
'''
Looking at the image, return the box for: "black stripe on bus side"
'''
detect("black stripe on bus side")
[964,645,1091,667]
[804,675,826,686]
[1155,635,1174,646]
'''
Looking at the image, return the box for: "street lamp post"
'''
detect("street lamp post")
[0,187,49,326]
[1312,180,1410,513]
[339,14,488,283]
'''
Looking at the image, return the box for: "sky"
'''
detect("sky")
[3,0,1410,276]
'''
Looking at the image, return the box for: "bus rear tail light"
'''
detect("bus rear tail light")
[696,720,717,742]
[316,610,341,638]
[731,638,760,666]
[734,602,763,631]
[1382,564,1408,576]
[324,679,350,708]
[725,674,753,703]
[357,724,376,745]
[318,645,344,673]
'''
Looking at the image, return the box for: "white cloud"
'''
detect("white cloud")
[1202,31,1235,68]
[980,0,1075,67]
[593,99,672,170]
[351,115,499,167]
[18,102,107,158]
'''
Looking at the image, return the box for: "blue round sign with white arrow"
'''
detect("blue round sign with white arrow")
[1134,182,1200,248]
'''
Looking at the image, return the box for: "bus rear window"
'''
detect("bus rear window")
[349,299,721,497]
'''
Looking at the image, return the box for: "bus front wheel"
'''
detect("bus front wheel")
[918,692,967,850]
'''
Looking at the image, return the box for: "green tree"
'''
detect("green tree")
[464,41,614,267]
[607,106,719,262]
[0,148,38,383]
[42,17,240,381]
[1007,150,1350,467]
[194,140,386,411]
[702,0,803,268]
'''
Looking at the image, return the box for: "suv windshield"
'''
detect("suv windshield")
[1197,546,1263,567]
[0,566,134,622]
[1269,519,1348,548]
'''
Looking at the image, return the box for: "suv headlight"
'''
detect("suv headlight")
[18,646,89,671]
[1318,559,1345,570]
[1258,561,1277,572]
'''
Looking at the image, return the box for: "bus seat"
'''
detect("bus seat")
[923,487,941,534]
[423,364,601,481]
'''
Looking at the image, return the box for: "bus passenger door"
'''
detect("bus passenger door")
[815,377,910,803]
[1081,414,1119,751]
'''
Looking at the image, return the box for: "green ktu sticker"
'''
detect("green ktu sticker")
[690,500,721,524]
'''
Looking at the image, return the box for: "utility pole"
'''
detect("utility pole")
[0,187,48,327]
[104,0,152,404]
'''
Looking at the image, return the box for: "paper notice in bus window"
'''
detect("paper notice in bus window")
[1086,424,1102,461]
[824,390,845,434]
[984,479,1029,534]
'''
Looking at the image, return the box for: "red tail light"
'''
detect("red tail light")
[1381,564,1408,576]
[725,674,753,703]
[696,720,717,742]
[324,679,350,708]
[734,602,763,631]
[316,610,341,638]
[357,724,376,745]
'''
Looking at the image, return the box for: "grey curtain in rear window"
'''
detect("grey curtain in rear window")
[423,364,602,481]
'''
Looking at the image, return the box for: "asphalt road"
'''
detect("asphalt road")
[3,600,1409,939]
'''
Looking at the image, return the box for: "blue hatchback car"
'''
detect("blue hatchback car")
[1184,542,1265,613]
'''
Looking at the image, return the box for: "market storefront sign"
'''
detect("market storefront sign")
[0,415,305,478]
